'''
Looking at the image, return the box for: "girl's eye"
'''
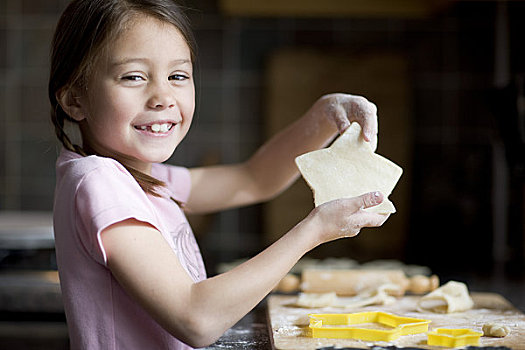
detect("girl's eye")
[121,75,145,82]
[169,74,189,81]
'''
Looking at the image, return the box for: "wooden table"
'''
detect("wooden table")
[267,293,525,349]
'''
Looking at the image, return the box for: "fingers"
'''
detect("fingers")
[331,103,351,133]
[338,210,389,238]
[357,211,390,228]
[310,192,388,244]
[325,191,383,213]
[323,94,378,141]
[350,96,377,142]
[324,98,350,134]
[338,191,385,237]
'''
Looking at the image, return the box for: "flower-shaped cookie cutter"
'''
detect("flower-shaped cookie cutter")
[427,328,482,347]
[308,311,431,341]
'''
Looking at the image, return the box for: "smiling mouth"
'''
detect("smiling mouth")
[134,122,175,134]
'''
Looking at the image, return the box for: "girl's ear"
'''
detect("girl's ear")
[56,86,86,122]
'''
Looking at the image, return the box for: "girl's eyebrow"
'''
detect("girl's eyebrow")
[111,58,191,67]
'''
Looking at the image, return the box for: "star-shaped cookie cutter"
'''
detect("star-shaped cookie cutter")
[427,328,482,347]
[308,311,431,341]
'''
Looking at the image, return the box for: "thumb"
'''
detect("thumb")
[352,191,383,211]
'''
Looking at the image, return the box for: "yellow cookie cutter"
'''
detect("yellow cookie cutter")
[308,311,431,341]
[427,328,482,347]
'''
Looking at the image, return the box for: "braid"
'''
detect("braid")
[122,165,166,197]
[51,104,87,156]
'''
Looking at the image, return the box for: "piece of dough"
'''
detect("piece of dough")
[482,323,511,337]
[339,283,400,309]
[295,122,403,214]
[418,281,474,313]
[296,292,337,308]
[295,284,400,309]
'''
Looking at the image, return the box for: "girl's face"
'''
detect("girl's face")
[78,15,195,173]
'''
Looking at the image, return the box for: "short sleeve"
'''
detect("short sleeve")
[75,163,160,265]
[151,163,191,204]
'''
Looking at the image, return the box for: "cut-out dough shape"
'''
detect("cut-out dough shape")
[295,122,403,214]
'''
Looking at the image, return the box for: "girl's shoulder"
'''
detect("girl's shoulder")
[57,149,130,176]
[56,149,152,209]
[56,151,145,199]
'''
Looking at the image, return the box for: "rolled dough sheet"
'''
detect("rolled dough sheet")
[295,122,403,214]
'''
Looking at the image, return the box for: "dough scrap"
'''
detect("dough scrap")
[482,323,511,337]
[295,284,400,309]
[295,122,403,214]
[296,292,337,308]
[418,281,474,313]
[339,283,400,309]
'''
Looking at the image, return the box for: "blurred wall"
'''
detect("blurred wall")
[1,0,524,276]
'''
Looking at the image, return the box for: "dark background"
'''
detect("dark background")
[1,0,524,347]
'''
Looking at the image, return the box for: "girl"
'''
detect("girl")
[49,0,389,348]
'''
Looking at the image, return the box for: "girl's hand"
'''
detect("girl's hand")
[313,93,378,151]
[304,191,388,246]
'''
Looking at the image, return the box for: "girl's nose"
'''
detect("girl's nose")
[147,83,176,110]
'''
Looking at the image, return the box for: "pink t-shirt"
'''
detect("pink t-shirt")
[53,149,206,350]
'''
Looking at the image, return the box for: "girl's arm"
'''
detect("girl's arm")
[102,191,387,348]
[185,93,378,214]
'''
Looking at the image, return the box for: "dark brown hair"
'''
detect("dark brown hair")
[49,0,196,196]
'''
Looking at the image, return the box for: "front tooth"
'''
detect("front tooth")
[160,124,169,132]
[151,124,161,132]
